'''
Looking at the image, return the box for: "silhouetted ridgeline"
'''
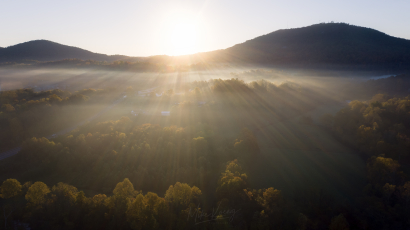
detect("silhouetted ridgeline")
[0,40,128,62]
[1,23,410,71]
[210,23,410,69]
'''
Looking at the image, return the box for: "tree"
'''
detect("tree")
[400,181,410,211]
[25,182,50,205]
[367,156,402,186]
[51,182,79,203]
[369,94,388,103]
[126,194,146,230]
[329,214,349,230]
[216,160,247,203]
[261,187,282,211]
[165,182,201,213]
[113,178,136,198]
[126,192,168,230]
[0,179,22,199]
[66,94,88,103]
[1,104,15,112]
[382,183,396,203]
[1,179,22,230]
[106,179,137,230]
[49,94,62,103]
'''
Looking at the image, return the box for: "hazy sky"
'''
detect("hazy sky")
[1,0,409,56]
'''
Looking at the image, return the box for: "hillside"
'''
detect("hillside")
[208,23,410,68]
[0,40,128,63]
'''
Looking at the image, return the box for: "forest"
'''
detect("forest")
[1,74,410,229]
[0,87,122,152]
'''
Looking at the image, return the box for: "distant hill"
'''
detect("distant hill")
[199,23,410,68]
[0,40,129,63]
[2,23,410,70]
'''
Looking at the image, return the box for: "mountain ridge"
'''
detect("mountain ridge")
[209,23,410,67]
[1,23,410,69]
[0,40,128,62]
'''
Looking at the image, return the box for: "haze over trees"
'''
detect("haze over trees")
[1,74,410,229]
[1,19,410,228]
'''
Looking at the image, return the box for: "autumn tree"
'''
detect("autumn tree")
[367,156,403,187]
[126,192,169,230]
[165,182,201,212]
[49,94,63,103]
[1,104,15,112]
[216,160,248,205]
[106,178,138,230]
[25,182,50,206]
[1,179,23,230]
[0,179,22,199]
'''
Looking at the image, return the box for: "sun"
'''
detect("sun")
[170,21,198,56]
[163,10,201,56]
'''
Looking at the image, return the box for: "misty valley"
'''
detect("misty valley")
[1,22,410,230]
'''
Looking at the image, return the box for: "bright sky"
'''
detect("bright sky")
[1,0,410,56]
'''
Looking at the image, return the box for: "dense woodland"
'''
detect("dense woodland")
[0,88,121,151]
[1,76,410,229]
[320,93,410,229]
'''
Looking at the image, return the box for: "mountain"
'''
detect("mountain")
[0,40,129,63]
[199,23,410,68]
[2,23,410,69]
